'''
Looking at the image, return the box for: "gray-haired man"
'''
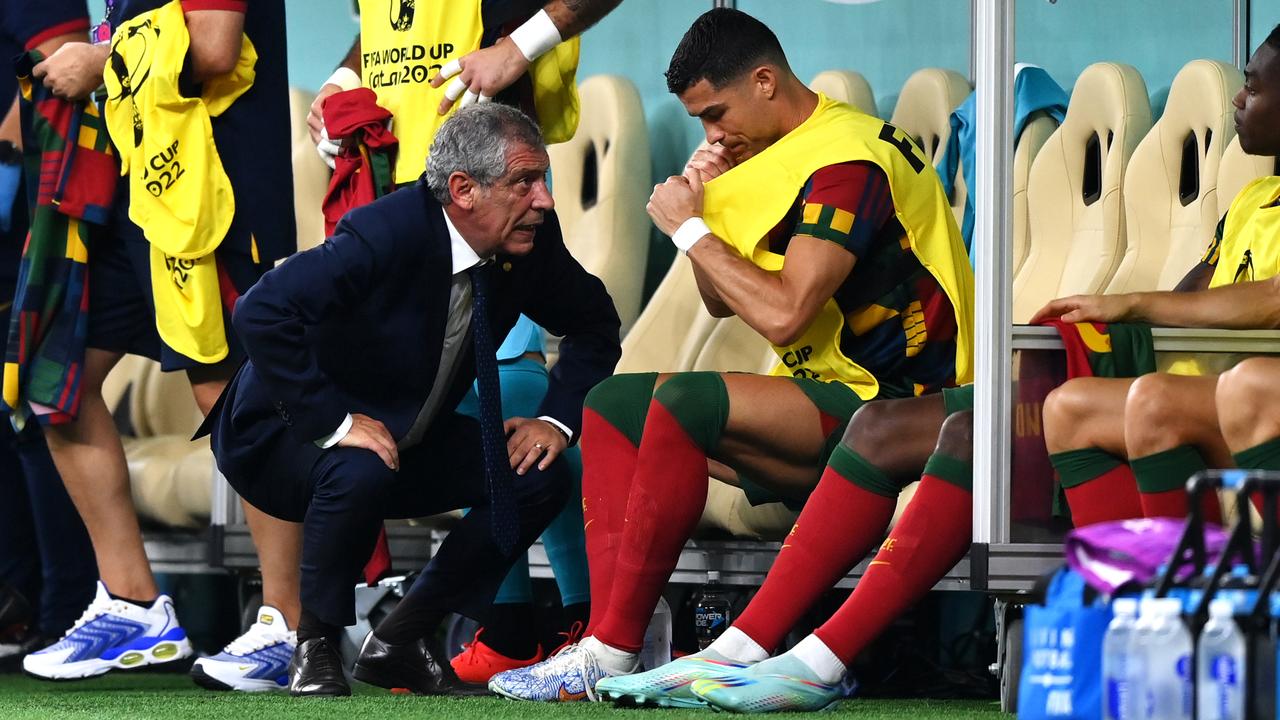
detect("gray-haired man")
[204,103,622,697]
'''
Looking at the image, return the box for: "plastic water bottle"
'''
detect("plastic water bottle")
[694,571,732,650]
[640,596,672,670]
[1102,597,1139,720]
[1196,599,1245,720]
[1132,597,1192,720]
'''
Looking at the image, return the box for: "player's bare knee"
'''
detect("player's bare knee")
[1218,358,1280,442]
[1043,380,1098,452]
[1124,374,1209,449]
[935,411,974,462]
[840,399,903,461]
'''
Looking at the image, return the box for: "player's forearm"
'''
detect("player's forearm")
[546,0,622,37]
[1125,277,1280,329]
[687,238,808,345]
[690,260,733,317]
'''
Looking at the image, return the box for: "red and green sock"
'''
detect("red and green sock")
[814,451,973,665]
[733,444,900,653]
[593,373,728,653]
[1049,448,1143,527]
[1130,445,1222,524]
[579,373,657,637]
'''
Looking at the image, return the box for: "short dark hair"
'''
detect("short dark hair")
[664,8,789,95]
[1266,24,1280,51]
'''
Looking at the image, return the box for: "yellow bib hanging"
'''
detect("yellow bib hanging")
[103,0,257,363]
[358,0,580,185]
[702,94,974,400]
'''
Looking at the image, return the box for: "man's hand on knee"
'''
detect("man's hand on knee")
[504,417,567,475]
[337,413,399,470]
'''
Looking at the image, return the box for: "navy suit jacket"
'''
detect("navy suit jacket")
[208,181,621,478]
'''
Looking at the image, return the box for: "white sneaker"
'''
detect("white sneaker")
[191,606,296,692]
[23,581,192,680]
[488,638,637,702]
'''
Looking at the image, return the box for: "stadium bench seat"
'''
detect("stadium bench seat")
[1106,59,1240,293]
[1013,113,1059,275]
[1012,62,1152,322]
[548,75,651,333]
[890,68,972,226]
[808,70,879,117]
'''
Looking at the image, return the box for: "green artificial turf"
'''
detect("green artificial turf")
[0,672,1013,720]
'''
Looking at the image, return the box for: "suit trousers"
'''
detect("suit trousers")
[226,412,571,628]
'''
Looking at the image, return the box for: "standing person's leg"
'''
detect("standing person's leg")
[25,347,194,680]
[13,423,96,640]
[492,372,845,702]
[187,250,304,692]
[0,425,39,645]
[1043,378,1145,526]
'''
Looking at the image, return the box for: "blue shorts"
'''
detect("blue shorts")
[86,219,271,372]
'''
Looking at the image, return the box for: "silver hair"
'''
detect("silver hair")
[424,104,545,204]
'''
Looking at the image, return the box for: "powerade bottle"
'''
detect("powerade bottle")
[1102,597,1139,720]
[694,571,732,650]
[1196,599,1245,720]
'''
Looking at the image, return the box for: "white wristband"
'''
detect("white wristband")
[671,217,711,254]
[510,9,562,62]
[323,66,362,92]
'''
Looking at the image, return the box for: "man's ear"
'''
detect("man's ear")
[448,171,476,209]
[753,65,778,100]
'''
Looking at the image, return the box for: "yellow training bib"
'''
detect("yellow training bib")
[103,0,257,364]
[359,0,580,184]
[703,94,974,399]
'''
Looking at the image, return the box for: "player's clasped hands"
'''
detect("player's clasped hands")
[647,170,704,237]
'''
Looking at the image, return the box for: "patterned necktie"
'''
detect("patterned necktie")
[467,263,519,553]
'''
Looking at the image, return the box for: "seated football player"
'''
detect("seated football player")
[1039,26,1280,528]
[598,391,974,712]
[487,7,974,702]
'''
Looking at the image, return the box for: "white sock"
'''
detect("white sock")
[788,634,846,685]
[704,626,769,664]
[580,635,638,674]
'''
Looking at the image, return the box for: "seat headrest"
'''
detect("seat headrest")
[1107,59,1239,292]
[1056,62,1149,154]
[547,75,651,331]
[808,70,878,117]
[890,68,970,162]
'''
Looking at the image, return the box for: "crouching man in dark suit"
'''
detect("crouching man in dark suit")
[203,104,622,697]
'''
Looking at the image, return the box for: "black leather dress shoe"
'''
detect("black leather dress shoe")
[288,638,351,697]
[353,631,489,696]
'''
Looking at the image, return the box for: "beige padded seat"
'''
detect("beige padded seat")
[1013,114,1059,274]
[808,70,878,117]
[890,68,972,225]
[1107,60,1241,293]
[1012,63,1152,323]
[289,87,331,253]
[616,256,719,374]
[1217,135,1277,219]
[548,75,651,333]
[100,357,211,529]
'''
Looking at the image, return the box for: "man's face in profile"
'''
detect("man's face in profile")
[1235,43,1280,156]
[468,142,554,257]
[678,71,777,163]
